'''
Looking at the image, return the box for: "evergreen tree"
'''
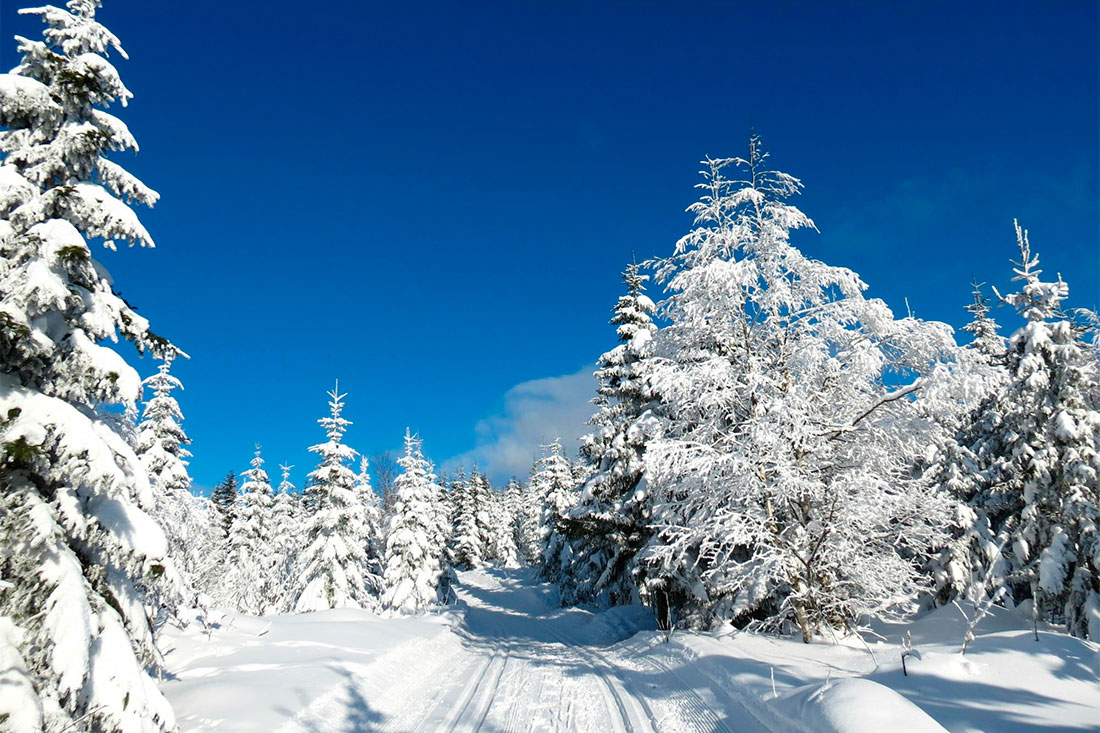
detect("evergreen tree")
[566,260,659,606]
[135,355,218,594]
[136,356,191,498]
[450,468,484,568]
[533,439,580,583]
[962,280,1006,361]
[485,484,520,567]
[289,385,379,612]
[505,477,539,563]
[382,429,449,612]
[354,455,386,587]
[946,222,1100,639]
[0,2,180,728]
[210,471,239,539]
[269,462,301,604]
[639,137,956,638]
[221,446,277,613]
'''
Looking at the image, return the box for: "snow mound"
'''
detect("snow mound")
[778,678,946,732]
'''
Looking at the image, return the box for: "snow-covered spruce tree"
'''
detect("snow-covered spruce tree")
[136,357,190,499]
[922,282,1010,606]
[565,260,659,607]
[470,469,497,562]
[0,2,183,729]
[220,446,278,613]
[289,385,380,612]
[354,455,386,580]
[268,463,301,605]
[485,483,519,567]
[638,137,956,639]
[533,439,580,583]
[945,223,1100,639]
[382,429,450,612]
[505,477,539,563]
[209,470,238,539]
[450,468,485,568]
[962,280,1006,362]
[136,356,218,596]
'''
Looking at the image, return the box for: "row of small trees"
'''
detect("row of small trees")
[138,365,596,617]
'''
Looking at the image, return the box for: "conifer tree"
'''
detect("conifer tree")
[354,455,386,587]
[505,477,539,563]
[137,356,191,498]
[136,356,217,593]
[962,280,1006,361]
[210,471,239,539]
[0,2,179,728]
[946,223,1100,639]
[450,468,484,568]
[533,439,579,583]
[382,429,449,612]
[639,137,956,638]
[221,446,277,613]
[289,385,379,612]
[485,485,519,567]
[269,462,301,601]
[567,260,659,606]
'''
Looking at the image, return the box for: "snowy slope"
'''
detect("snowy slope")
[161,568,1100,732]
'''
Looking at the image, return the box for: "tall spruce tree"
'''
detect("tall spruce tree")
[353,455,386,588]
[946,223,1100,639]
[505,477,539,563]
[209,471,239,539]
[450,468,485,568]
[0,1,179,728]
[566,260,659,606]
[485,484,519,567]
[269,462,301,606]
[289,385,379,612]
[221,446,277,613]
[136,356,217,595]
[382,429,449,612]
[533,439,579,583]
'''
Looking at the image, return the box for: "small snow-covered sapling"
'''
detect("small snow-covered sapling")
[900,629,921,676]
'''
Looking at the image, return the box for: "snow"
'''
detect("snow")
[159,568,1099,732]
[774,679,946,733]
[0,617,43,732]
[0,72,57,121]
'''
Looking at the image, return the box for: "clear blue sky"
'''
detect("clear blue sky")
[3,0,1097,489]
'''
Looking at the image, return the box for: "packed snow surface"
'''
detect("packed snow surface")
[161,568,1100,731]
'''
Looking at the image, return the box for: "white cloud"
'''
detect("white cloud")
[445,365,597,484]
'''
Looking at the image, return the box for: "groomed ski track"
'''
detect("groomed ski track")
[329,568,766,732]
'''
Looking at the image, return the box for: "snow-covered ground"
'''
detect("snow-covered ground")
[161,568,1100,732]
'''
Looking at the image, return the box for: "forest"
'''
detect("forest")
[0,2,1097,732]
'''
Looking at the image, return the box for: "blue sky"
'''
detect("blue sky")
[2,1,1097,488]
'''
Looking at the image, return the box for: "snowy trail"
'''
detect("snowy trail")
[164,568,770,731]
[163,569,1100,733]
[397,567,761,732]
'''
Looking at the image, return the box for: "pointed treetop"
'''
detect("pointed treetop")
[994,220,1069,323]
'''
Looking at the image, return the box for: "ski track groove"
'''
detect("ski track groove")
[634,645,736,732]
[529,613,657,732]
[446,638,510,731]
[366,571,748,732]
